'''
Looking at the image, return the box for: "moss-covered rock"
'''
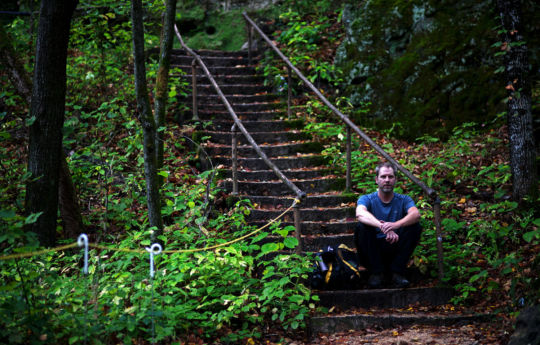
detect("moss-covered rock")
[335,0,538,139]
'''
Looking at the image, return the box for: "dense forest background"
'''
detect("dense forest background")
[0,0,538,344]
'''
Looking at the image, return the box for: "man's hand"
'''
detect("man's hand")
[380,221,400,233]
[385,230,399,244]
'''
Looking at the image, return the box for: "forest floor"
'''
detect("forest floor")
[256,315,513,344]
[302,322,511,345]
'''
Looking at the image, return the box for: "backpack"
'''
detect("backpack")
[310,244,366,290]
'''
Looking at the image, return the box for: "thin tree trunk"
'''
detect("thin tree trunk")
[0,27,32,101]
[58,150,85,238]
[26,0,78,247]
[496,0,537,202]
[131,0,164,241]
[154,0,177,179]
[1,24,85,239]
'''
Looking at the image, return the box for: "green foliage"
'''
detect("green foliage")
[0,194,316,344]
[182,9,247,51]
[258,8,344,93]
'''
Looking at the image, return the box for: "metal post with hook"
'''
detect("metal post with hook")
[293,201,302,254]
[346,126,352,192]
[231,124,239,195]
[191,59,199,121]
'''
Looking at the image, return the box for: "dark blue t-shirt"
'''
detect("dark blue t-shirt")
[357,192,416,222]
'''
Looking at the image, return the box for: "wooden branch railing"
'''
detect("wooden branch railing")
[173,24,306,253]
[243,12,445,281]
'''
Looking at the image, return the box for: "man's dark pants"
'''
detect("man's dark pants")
[354,223,422,275]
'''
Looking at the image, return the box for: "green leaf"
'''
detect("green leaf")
[283,236,299,249]
[523,230,540,243]
[25,212,43,225]
[261,242,279,254]
[25,116,37,126]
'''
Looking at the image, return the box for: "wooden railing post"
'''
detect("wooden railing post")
[287,66,292,119]
[346,126,352,192]
[293,202,302,254]
[247,22,252,65]
[231,124,239,195]
[191,59,199,121]
[433,196,444,281]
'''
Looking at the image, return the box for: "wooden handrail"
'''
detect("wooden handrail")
[243,12,444,280]
[173,24,305,201]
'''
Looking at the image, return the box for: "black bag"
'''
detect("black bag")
[310,244,366,290]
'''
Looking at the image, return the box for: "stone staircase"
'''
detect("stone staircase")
[171,48,487,336]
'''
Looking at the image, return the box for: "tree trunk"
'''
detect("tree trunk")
[496,0,537,202]
[154,0,177,178]
[1,24,85,241]
[131,0,164,241]
[26,0,78,247]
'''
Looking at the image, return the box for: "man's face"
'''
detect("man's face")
[376,166,396,193]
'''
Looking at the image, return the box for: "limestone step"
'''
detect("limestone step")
[220,178,346,195]
[247,205,353,221]
[171,49,253,58]
[176,74,266,85]
[257,234,355,252]
[185,94,280,104]
[171,55,257,67]
[191,83,274,95]
[204,119,303,132]
[309,312,492,335]
[212,155,327,170]
[246,220,357,235]
[202,130,310,144]
[240,194,357,208]
[197,102,284,112]
[196,110,286,121]
[220,167,334,181]
[316,287,454,309]
[172,65,258,76]
[206,142,322,158]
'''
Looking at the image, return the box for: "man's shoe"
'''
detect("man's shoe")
[392,273,410,288]
[367,274,383,288]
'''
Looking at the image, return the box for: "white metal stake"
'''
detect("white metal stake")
[77,234,89,275]
[145,243,162,278]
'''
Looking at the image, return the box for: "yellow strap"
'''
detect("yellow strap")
[324,263,333,284]
[337,247,362,279]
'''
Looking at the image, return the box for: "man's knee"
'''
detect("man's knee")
[401,222,422,242]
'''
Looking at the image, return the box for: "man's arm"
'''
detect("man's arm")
[356,204,382,229]
[380,206,420,233]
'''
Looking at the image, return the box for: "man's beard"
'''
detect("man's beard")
[380,185,393,193]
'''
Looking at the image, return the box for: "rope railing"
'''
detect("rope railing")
[173,24,306,252]
[243,12,445,281]
[0,198,300,261]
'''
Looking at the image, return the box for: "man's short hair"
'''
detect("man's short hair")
[375,162,397,177]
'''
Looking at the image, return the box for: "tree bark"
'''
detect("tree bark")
[1,23,85,240]
[496,0,537,202]
[131,0,164,241]
[154,0,177,178]
[26,0,78,247]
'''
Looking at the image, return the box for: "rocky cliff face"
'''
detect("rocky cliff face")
[335,0,537,138]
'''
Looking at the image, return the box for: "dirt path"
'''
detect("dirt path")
[300,322,511,345]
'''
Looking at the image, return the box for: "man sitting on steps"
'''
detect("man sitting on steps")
[354,162,422,289]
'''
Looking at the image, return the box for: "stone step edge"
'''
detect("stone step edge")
[308,312,494,335]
